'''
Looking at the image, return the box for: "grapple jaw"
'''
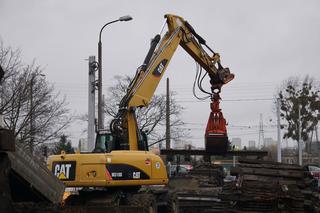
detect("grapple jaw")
[205,133,229,155]
[205,93,229,155]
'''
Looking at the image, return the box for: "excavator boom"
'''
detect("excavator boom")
[111,14,234,154]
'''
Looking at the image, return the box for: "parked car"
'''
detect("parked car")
[304,164,320,189]
[168,164,193,176]
[224,175,236,183]
[180,164,193,172]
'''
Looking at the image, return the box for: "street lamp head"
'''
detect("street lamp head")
[119,15,133,22]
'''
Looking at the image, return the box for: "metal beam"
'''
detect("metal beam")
[160,149,268,157]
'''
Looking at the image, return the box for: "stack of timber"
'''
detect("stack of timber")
[189,163,224,187]
[219,158,320,212]
[168,163,229,212]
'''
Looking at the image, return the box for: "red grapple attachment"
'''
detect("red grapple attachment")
[205,93,229,155]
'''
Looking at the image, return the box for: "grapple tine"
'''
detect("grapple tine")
[205,93,229,155]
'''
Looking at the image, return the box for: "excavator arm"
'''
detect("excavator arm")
[110,14,234,153]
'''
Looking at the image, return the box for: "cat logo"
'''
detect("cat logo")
[133,172,141,179]
[52,161,76,181]
[152,59,168,76]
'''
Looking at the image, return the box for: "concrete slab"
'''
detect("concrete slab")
[7,144,65,203]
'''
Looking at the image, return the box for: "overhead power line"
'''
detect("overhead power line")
[176,98,273,103]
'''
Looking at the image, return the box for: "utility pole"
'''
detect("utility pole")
[298,104,302,166]
[315,125,319,166]
[165,78,171,150]
[87,56,96,151]
[258,113,265,148]
[276,98,282,162]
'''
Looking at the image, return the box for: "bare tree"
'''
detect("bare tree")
[0,41,71,152]
[0,40,22,82]
[105,75,188,146]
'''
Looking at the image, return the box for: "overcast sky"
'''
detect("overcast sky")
[1,0,319,148]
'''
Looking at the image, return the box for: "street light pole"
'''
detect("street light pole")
[97,15,133,131]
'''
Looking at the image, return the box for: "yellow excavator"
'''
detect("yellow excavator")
[47,14,234,209]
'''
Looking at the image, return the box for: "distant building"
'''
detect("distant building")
[231,138,241,149]
[248,140,256,149]
[78,138,88,152]
[172,140,194,150]
[173,140,183,149]
[264,137,276,147]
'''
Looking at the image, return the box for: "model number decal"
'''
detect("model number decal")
[106,164,150,180]
[111,172,123,178]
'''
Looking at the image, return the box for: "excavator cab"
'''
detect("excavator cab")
[205,89,229,155]
[94,129,149,153]
[93,130,114,153]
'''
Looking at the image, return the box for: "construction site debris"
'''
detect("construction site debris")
[220,158,320,212]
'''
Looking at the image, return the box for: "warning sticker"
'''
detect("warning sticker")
[52,161,76,181]
[155,162,161,169]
